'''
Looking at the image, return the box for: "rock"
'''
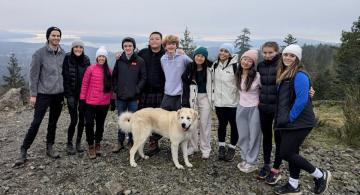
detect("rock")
[0,88,24,110]
[123,189,131,195]
[4,186,10,192]
[30,166,35,170]
[40,176,50,183]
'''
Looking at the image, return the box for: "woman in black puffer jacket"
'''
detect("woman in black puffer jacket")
[62,40,90,155]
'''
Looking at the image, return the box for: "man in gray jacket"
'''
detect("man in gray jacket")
[15,27,66,166]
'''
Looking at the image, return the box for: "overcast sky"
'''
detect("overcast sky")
[0,0,359,42]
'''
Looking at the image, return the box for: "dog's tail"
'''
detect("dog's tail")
[118,112,133,133]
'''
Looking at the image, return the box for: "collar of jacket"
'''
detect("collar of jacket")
[264,53,280,65]
[120,52,137,64]
[213,54,238,69]
[46,44,64,54]
[148,45,165,55]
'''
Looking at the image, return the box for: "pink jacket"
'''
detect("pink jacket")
[80,64,113,105]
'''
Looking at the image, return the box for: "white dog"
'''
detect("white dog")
[118,107,198,169]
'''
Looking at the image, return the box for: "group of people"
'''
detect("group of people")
[13,26,331,194]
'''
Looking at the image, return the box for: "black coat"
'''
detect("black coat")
[257,54,280,113]
[138,46,165,93]
[62,52,90,98]
[112,53,146,101]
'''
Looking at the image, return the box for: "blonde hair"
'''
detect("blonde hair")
[163,35,179,47]
[276,57,305,84]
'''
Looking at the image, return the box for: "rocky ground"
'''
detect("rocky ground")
[0,104,359,195]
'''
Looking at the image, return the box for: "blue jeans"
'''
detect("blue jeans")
[117,99,138,143]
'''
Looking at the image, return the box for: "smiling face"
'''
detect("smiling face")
[194,54,206,65]
[48,30,61,47]
[240,56,254,70]
[282,53,297,67]
[165,42,177,54]
[123,42,134,55]
[73,46,84,56]
[149,33,162,50]
[97,55,106,65]
[218,48,231,62]
[177,108,198,131]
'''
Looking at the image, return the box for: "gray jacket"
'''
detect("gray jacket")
[29,45,66,96]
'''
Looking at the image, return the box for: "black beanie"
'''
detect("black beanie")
[46,26,62,40]
[122,37,136,49]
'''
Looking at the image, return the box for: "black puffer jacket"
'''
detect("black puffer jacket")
[257,54,280,113]
[62,52,90,98]
[112,53,146,101]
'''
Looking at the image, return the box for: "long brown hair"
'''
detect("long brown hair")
[236,60,257,91]
[276,57,306,84]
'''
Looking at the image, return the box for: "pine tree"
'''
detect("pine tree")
[234,28,251,55]
[282,34,298,48]
[2,53,25,89]
[180,26,197,57]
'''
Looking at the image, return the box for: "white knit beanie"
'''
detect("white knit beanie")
[96,46,108,59]
[282,44,302,60]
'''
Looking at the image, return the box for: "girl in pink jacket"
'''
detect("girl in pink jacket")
[80,46,112,159]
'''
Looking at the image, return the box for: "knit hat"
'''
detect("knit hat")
[122,37,136,49]
[46,26,62,40]
[96,46,108,59]
[219,43,234,55]
[241,49,259,64]
[71,40,84,48]
[282,44,302,60]
[194,46,208,58]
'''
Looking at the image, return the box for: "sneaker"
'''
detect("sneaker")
[313,169,331,194]
[66,143,76,155]
[201,153,210,159]
[76,142,84,153]
[218,146,226,160]
[46,144,60,159]
[237,161,246,170]
[112,143,124,153]
[274,182,302,195]
[224,147,236,162]
[239,163,258,173]
[257,165,271,179]
[265,169,282,185]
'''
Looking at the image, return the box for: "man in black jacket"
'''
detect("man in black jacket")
[112,37,146,152]
[62,40,90,155]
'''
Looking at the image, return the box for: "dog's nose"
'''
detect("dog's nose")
[181,123,186,128]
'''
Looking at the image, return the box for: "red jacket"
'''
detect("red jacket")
[80,64,113,105]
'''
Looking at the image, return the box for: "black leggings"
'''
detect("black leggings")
[215,107,238,146]
[260,110,282,169]
[280,128,316,179]
[66,97,85,144]
[85,104,109,145]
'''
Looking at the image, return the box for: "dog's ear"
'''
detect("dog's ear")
[192,109,198,119]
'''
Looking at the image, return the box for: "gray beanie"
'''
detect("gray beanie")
[71,40,85,48]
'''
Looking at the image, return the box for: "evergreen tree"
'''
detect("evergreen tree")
[2,53,25,89]
[180,26,197,57]
[234,28,251,55]
[282,34,298,48]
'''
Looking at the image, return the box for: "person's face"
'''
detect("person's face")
[123,42,134,55]
[282,53,297,66]
[240,56,254,70]
[218,48,231,61]
[97,55,106,65]
[48,31,61,46]
[165,42,177,53]
[73,46,84,57]
[262,46,277,61]
[194,54,206,65]
[149,34,162,49]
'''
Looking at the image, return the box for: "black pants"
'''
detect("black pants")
[66,97,86,144]
[21,93,64,150]
[280,128,316,179]
[215,107,238,146]
[152,94,182,141]
[85,104,109,145]
[259,110,282,169]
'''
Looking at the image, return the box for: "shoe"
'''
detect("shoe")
[66,143,76,155]
[265,169,282,185]
[274,183,302,195]
[76,142,84,153]
[46,144,60,159]
[201,153,210,159]
[95,143,102,156]
[237,161,246,170]
[313,169,331,194]
[112,143,124,153]
[127,140,133,148]
[239,163,258,173]
[88,145,96,159]
[218,146,226,160]
[257,165,271,179]
[224,147,236,162]
[14,147,27,166]
[146,140,160,157]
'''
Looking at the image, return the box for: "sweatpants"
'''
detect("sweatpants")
[21,93,64,150]
[85,104,109,145]
[66,97,86,145]
[259,110,282,169]
[215,106,238,146]
[236,105,262,164]
[280,128,316,179]
[188,93,212,156]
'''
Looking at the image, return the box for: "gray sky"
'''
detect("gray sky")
[0,0,359,42]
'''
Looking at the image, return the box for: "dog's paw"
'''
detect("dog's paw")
[143,155,149,159]
[130,162,138,167]
[176,165,184,169]
[185,162,193,168]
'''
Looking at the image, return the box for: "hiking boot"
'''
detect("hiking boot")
[76,142,84,153]
[14,147,27,166]
[257,165,271,179]
[146,140,160,157]
[313,169,331,194]
[95,143,102,156]
[46,144,60,159]
[112,142,124,153]
[88,145,96,159]
[274,183,302,195]
[265,169,282,185]
[218,146,226,160]
[66,143,76,155]
[224,147,236,162]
